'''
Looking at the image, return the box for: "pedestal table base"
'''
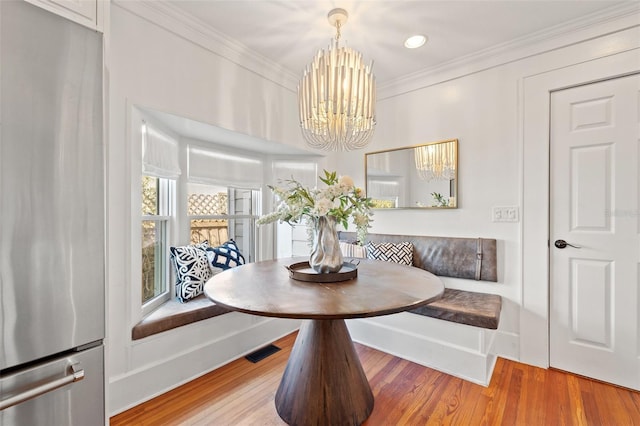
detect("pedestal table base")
[275,319,374,426]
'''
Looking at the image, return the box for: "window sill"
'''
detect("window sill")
[132,294,231,340]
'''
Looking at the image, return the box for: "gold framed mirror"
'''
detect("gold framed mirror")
[365,139,458,209]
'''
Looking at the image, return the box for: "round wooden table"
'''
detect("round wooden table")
[204,258,444,426]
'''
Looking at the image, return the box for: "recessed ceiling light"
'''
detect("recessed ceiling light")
[404,35,427,49]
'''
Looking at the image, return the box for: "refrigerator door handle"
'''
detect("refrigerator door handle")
[0,363,85,411]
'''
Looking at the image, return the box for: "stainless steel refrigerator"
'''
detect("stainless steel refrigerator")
[0,1,105,424]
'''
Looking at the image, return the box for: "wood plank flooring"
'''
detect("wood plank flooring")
[110,332,640,425]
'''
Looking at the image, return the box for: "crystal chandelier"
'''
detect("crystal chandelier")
[414,142,457,181]
[298,8,376,151]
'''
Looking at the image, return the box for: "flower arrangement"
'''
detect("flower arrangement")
[257,170,374,244]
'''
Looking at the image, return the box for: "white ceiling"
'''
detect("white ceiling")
[140,0,632,154]
[167,0,630,86]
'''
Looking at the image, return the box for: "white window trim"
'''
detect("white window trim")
[141,178,176,317]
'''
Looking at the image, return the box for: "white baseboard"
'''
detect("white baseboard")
[347,313,503,386]
[493,329,520,362]
[109,317,300,415]
[110,314,519,416]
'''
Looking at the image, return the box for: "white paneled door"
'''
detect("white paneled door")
[550,73,640,390]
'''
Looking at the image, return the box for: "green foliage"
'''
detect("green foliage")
[431,192,449,208]
[259,170,374,244]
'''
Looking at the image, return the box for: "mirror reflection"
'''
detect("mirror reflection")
[365,139,458,209]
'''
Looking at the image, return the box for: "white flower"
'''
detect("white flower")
[339,175,354,189]
[256,211,281,225]
[258,170,374,244]
[316,188,331,201]
[353,212,369,226]
[313,198,333,216]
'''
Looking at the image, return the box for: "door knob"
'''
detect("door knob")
[554,239,581,249]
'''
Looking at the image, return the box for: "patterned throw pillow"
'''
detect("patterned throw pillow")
[170,242,212,302]
[206,240,245,270]
[193,241,210,250]
[366,241,414,265]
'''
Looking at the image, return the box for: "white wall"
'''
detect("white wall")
[106,3,304,415]
[105,0,640,415]
[339,65,523,372]
[335,11,640,364]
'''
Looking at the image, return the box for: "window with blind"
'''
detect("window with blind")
[141,122,179,314]
[135,125,324,313]
[187,146,263,263]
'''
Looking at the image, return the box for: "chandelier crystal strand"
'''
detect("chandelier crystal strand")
[414,142,457,181]
[298,9,376,151]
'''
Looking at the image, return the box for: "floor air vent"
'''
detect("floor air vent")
[245,344,281,363]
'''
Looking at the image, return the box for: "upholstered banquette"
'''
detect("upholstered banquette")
[339,231,503,385]
[339,232,502,330]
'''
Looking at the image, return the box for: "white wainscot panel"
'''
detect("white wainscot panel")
[109,314,300,415]
[347,312,501,386]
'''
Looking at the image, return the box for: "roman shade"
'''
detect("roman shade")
[188,146,264,188]
[142,123,181,178]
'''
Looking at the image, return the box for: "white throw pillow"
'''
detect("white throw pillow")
[339,241,367,259]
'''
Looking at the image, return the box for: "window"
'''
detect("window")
[187,182,260,262]
[141,176,173,311]
[139,120,180,313]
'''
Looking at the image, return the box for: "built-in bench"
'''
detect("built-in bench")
[339,231,502,385]
[134,232,501,347]
[339,231,502,330]
[132,294,230,340]
[411,288,501,329]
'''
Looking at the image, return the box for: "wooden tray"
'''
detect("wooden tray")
[286,261,359,283]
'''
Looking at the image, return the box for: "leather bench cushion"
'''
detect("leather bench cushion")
[339,232,498,282]
[410,288,502,329]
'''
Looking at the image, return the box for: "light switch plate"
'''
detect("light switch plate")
[493,206,519,222]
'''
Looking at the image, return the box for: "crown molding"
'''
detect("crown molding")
[112,1,638,100]
[378,3,640,100]
[112,0,299,92]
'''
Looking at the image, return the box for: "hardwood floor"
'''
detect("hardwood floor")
[110,332,640,425]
